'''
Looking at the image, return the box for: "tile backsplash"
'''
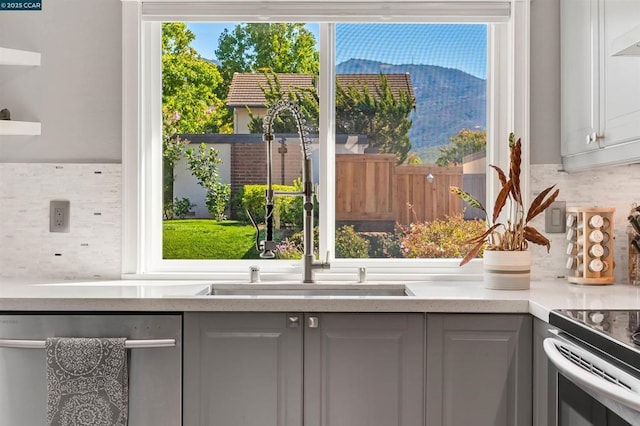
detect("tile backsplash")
[1,162,638,282]
[529,163,640,283]
[0,163,121,280]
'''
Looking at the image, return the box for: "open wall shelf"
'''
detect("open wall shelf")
[0,47,41,66]
[1,47,41,135]
[0,120,41,136]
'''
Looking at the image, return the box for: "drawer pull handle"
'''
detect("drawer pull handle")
[0,338,176,349]
[308,316,319,328]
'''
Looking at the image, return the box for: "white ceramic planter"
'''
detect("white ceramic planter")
[483,250,531,290]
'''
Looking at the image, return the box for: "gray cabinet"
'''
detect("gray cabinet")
[425,314,532,426]
[561,0,640,171]
[304,313,425,426]
[183,313,303,426]
[184,312,424,426]
[533,318,558,426]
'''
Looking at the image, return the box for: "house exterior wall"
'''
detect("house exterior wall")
[234,107,267,133]
[173,144,232,218]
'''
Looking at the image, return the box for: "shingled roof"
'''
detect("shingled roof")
[226,73,314,107]
[226,72,415,108]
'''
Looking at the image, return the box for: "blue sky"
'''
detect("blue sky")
[186,23,487,79]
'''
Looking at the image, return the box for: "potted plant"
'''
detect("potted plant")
[450,133,559,289]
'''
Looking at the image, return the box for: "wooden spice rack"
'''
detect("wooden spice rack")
[566,207,615,285]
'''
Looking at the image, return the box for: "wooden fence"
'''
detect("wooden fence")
[395,164,463,225]
[335,154,464,227]
[336,154,396,222]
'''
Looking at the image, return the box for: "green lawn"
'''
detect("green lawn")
[163,220,261,259]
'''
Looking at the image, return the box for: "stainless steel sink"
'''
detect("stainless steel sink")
[203,283,410,296]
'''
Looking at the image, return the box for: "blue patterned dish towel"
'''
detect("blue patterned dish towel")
[46,337,129,426]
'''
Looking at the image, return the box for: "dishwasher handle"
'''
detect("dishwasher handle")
[543,337,640,411]
[0,338,176,349]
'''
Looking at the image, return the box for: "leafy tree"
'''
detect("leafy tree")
[405,152,423,165]
[337,76,413,164]
[162,109,189,219]
[215,23,319,97]
[184,143,231,221]
[247,72,414,164]
[366,75,414,164]
[245,72,319,134]
[436,129,486,166]
[162,23,231,134]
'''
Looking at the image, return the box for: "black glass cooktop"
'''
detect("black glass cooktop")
[550,309,640,373]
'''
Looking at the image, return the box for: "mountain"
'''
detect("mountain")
[337,59,486,162]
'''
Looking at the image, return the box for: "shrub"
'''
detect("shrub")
[184,143,230,221]
[205,183,231,221]
[275,227,319,260]
[400,214,487,259]
[335,225,370,258]
[163,201,174,220]
[361,231,403,258]
[173,197,196,219]
[229,189,246,221]
[242,182,303,229]
[243,184,288,226]
[275,238,303,260]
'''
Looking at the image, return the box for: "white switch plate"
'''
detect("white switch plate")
[545,200,566,233]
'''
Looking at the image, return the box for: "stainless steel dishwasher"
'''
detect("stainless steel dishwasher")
[0,313,182,425]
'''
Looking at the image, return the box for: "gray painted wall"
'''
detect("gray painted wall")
[0,0,560,164]
[0,0,122,163]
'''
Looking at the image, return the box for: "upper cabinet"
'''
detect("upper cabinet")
[0,47,41,136]
[561,0,640,171]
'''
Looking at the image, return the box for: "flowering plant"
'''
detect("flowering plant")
[450,133,559,266]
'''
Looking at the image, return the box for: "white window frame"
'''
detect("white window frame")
[121,0,530,280]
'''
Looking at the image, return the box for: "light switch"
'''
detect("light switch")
[545,200,566,233]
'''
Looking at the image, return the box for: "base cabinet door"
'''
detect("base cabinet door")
[183,312,303,426]
[183,312,424,426]
[426,314,532,426]
[304,313,425,426]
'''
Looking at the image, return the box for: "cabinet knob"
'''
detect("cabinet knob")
[308,316,319,328]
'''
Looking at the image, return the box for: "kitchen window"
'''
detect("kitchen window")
[121,0,530,279]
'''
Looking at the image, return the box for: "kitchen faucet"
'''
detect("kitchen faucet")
[250,99,329,283]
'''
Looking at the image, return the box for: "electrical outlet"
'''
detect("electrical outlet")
[50,200,70,233]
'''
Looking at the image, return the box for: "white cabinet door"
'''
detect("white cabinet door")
[561,0,640,171]
[601,0,640,147]
[561,0,601,158]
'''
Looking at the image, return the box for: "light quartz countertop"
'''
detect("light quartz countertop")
[1,278,640,322]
